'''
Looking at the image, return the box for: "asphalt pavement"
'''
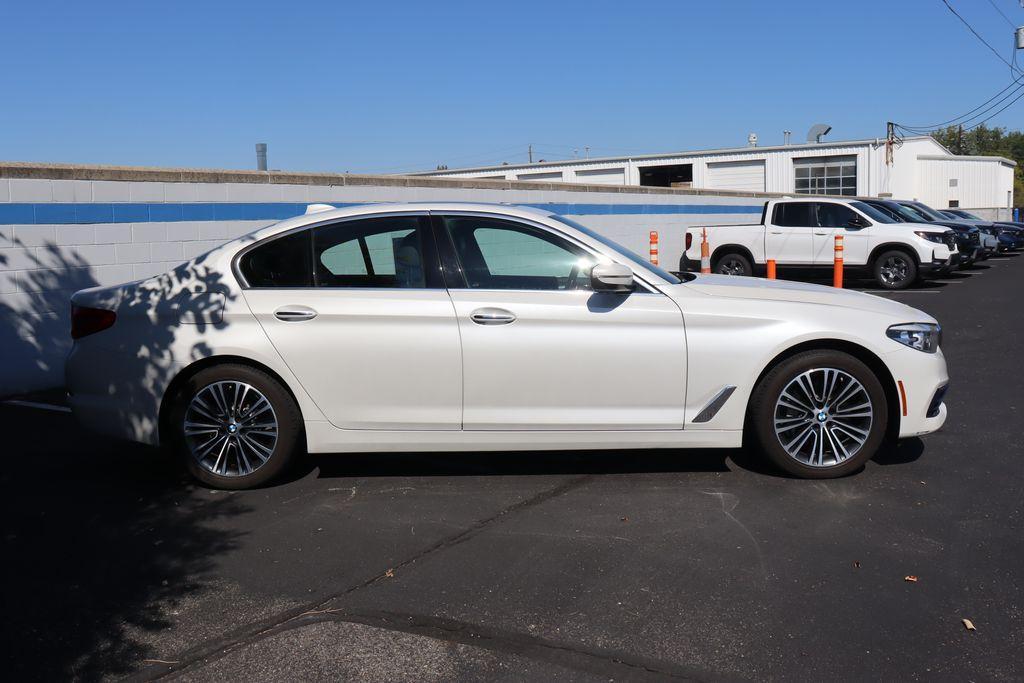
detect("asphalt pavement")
[2,255,1022,682]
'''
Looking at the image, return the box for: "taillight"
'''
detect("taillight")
[685,233,693,250]
[71,305,116,339]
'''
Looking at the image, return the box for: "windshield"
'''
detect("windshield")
[851,201,897,224]
[904,202,948,221]
[958,210,982,220]
[548,214,682,284]
[895,203,935,223]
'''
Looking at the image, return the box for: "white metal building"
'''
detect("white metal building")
[417,136,1016,212]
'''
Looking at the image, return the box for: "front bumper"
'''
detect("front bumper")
[884,345,950,439]
[919,251,960,275]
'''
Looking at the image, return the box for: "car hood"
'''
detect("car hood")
[661,274,932,320]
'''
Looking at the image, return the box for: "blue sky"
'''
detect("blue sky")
[1,0,1022,173]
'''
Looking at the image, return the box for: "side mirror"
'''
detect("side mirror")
[847,216,870,229]
[590,262,634,293]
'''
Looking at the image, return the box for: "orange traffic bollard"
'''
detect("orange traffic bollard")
[766,259,776,280]
[833,234,844,288]
[649,230,659,266]
[700,228,711,274]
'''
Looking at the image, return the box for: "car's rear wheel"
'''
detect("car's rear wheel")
[168,364,302,489]
[749,350,888,478]
[873,250,917,290]
[713,252,752,277]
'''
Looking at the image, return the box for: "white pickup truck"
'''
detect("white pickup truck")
[680,197,960,290]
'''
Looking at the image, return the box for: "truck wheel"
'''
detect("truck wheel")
[873,250,917,290]
[713,253,752,277]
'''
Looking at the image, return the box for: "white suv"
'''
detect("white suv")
[682,198,959,289]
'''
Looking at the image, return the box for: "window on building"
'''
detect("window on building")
[949,200,960,208]
[793,156,857,196]
[639,163,693,188]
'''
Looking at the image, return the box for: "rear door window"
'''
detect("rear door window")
[772,202,816,227]
[313,215,441,288]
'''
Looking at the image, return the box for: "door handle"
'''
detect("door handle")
[813,231,829,235]
[274,305,317,322]
[769,231,783,235]
[470,308,516,325]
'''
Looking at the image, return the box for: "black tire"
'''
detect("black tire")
[872,249,918,290]
[713,252,753,277]
[167,363,302,489]
[748,350,888,479]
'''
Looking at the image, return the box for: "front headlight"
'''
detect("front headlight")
[914,231,946,243]
[886,323,941,353]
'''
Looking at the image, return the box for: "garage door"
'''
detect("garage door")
[705,160,766,192]
[575,168,626,185]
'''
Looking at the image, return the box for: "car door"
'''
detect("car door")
[765,202,814,264]
[435,212,686,431]
[239,213,463,430]
[813,202,870,265]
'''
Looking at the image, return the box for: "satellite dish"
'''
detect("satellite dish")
[807,124,832,143]
[747,132,758,147]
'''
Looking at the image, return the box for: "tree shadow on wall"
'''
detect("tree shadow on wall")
[0,236,253,680]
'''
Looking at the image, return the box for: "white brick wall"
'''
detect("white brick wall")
[0,174,764,395]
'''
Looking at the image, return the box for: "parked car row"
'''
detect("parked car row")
[680,196,1019,289]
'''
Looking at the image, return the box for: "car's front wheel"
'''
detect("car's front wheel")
[168,364,302,489]
[748,350,888,478]
[873,250,918,290]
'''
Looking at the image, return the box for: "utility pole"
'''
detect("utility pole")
[885,122,895,166]
[528,144,533,163]
[585,146,590,159]
[957,124,965,155]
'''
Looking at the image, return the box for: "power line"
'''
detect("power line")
[984,0,1016,27]
[941,0,1021,73]
[894,72,1024,130]
[963,84,1024,130]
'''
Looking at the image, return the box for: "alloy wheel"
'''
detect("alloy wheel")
[183,381,279,477]
[773,368,873,468]
[879,255,909,286]
[717,258,747,276]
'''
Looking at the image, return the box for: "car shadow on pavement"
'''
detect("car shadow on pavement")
[0,406,249,681]
[871,436,925,466]
[286,441,812,482]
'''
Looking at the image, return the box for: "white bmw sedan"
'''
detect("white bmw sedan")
[66,203,948,488]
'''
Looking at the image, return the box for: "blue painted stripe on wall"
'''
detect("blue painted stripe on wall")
[0,201,763,225]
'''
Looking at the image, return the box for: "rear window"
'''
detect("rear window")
[238,229,313,287]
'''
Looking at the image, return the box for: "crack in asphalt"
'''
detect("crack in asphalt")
[184,609,731,682]
[128,473,596,681]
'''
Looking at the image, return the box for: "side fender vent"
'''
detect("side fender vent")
[693,386,737,423]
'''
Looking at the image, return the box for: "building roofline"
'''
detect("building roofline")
[917,153,1016,167]
[410,136,939,176]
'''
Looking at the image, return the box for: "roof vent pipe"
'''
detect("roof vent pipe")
[807,124,832,144]
[783,130,792,145]
[255,143,268,171]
